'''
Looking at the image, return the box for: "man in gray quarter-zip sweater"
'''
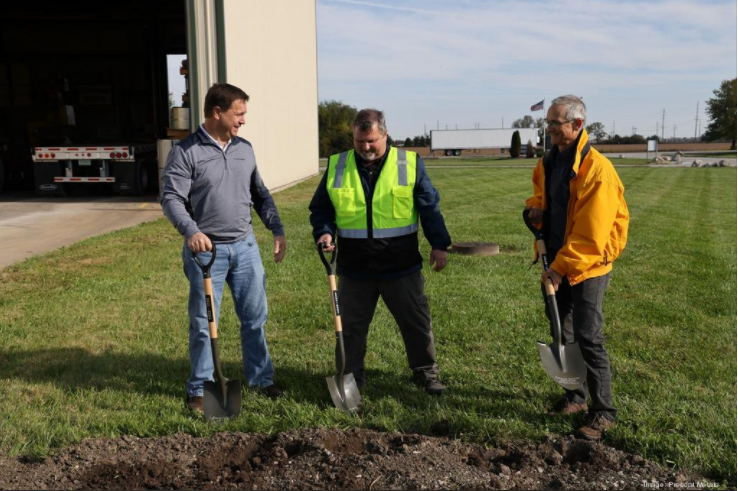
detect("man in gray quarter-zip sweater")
[161,83,287,414]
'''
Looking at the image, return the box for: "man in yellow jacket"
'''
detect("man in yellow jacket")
[525,95,629,440]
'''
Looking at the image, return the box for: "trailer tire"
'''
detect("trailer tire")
[444,149,452,156]
[454,149,461,156]
[135,161,150,195]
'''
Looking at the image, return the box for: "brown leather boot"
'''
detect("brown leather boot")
[548,397,588,415]
[575,414,615,440]
[187,396,204,415]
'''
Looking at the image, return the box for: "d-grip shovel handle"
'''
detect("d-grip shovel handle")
[317,242,342,334]
[192,244,218,340]
[318,242,346,379]
[192,244,228,397]
[317,241,337,275]
[522,209,563,347]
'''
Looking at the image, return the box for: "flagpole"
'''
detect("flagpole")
[542,98,546,152]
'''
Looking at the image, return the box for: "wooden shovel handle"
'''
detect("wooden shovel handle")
[328,275,342,333]
[203,277,218,339]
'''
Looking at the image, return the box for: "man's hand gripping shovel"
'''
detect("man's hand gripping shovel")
[318,241,362,412]
[522,210,586,390]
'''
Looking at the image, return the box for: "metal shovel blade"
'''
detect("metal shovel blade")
[537,341,587,390]
[326,372,361,412]
[203,379,242,421]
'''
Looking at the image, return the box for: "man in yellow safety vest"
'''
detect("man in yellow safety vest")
[309,108,452,396]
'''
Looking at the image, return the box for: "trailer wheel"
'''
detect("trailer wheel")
[454,149,461,156]
[444,149,452,156]
[135,161,149,195]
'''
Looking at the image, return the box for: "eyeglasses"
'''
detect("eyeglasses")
[544,119,574,129]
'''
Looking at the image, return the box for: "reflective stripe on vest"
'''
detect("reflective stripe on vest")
[338,223,419,239]
[327,147,418,238]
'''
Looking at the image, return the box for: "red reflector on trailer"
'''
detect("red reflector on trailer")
[122,152,128,158]
[51,153,55,158]
[110,153,115,158]
[116,153,122,158]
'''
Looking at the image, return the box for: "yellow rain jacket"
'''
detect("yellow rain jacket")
[525,128,629,286]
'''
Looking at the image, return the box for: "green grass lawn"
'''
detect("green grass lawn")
[0,167,735,482]
[423,156,651,166]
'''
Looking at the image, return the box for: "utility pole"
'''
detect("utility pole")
[694,102,699,140]
[632,126,637,136]
[673,125,677,140]
[661,109,665,141]
[501,117,504,128]
[612,121,615,138]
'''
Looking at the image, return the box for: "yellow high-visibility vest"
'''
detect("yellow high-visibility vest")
[326,147,418,238]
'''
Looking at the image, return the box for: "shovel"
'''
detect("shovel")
[522,210,586,390]
[318,242,361,412]
[192,243,242,420]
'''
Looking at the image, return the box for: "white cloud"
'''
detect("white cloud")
[317,0,737,138]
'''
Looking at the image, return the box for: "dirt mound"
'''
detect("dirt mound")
[0,428,723,490]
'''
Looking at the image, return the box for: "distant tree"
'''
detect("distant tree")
[404,137,412,147]
[510,130,522,158]
[318,100,357,157]
[704,78,737,149]
[586,122,607,142]
[513,115,536,128]
[512,115,544,129]
[525,140,535,158]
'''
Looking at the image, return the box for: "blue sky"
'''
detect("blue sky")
[316,0,737,140]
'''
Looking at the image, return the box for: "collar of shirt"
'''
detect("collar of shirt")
[199,124,232,153]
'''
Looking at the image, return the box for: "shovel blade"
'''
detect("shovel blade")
[537,341,587,390]
[326,373,361,412]
[203,379,242,421]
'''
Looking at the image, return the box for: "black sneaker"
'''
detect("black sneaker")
[259,384,284,399]
[422,378,445,396]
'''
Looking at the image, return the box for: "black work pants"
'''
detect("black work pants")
[337,271,439,385]
[541,272,617,421]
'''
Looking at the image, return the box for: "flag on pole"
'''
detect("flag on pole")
[530,100,544,111]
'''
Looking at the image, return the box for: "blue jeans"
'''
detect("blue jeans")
[182,235,274,397]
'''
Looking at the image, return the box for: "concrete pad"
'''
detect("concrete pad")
[0,194,164,270]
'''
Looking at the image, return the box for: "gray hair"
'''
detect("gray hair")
[352,108,387,134]
[551,95,587,125]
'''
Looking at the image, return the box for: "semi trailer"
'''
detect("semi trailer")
[430,128,539,156]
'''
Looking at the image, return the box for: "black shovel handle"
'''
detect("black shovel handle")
[192,242,217,278]
[522,209,550,271]
[317,241,336,275]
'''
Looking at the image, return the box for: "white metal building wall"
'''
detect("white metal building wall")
[186,0,319,191]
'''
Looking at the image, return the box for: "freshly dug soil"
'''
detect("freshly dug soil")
[0,428,726,490]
